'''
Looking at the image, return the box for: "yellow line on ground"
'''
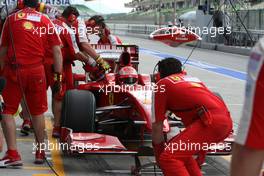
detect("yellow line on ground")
[33,118,65,176]
[32,174,57,176]
[220,155,231,162]
[17,138,35,142]
[23,166,50,171]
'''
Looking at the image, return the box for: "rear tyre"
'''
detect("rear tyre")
[61,89,95,132]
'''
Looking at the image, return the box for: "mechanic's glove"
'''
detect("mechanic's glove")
[96,56,111,72]
[152,142,165,167]
[52,72,63,97]
[83,64,105,81]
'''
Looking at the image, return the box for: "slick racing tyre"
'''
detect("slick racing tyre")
[61,89,95,132]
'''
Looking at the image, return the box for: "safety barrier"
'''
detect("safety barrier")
[107,23,264,48]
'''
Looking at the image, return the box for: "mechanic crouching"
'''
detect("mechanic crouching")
[152,58,233,176]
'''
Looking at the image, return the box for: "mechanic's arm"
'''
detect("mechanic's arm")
[152,121,164,144]
[52,45,63,73]
[0,18,9,70]
[77,19,100,60]
[75,51,96,66]
[152,81,167,144]
[0,47,7,58]
[152,82,167,164]
[80,42,99,60]
[0,47,7,70]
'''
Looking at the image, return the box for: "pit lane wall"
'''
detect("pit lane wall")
[107,23,253,56]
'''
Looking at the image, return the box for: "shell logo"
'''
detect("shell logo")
[23,21,34,30]
[17,12,26,19]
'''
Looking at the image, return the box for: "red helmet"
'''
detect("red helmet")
[118,66,138,85]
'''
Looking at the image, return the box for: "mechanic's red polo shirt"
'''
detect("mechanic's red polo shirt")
[44,18,79,94]
[1,7,61,66]
[45,19,79,64]
[153,73,230,126]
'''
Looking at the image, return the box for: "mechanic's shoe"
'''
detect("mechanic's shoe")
[52,126,61,138]
[0,150,23,167]
[35,150,46,165]
[20,119,32,136]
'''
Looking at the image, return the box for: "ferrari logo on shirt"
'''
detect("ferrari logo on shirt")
[17,12,26,19]
[23,21,34,30]
[170,76,181,82]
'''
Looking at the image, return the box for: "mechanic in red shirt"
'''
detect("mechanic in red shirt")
[60,6,110,73]
[20,6,102,137]
[44,16,97,138]
[231,38,264,176]
[152,58,233,176]
[0,0,61,136]
[86,15,122,45]
[0,0,63,166]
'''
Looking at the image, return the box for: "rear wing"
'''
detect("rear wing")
[91,44,139,72]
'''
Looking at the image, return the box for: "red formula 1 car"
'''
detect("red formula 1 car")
[150,26,202,47]
[60,44,234,175]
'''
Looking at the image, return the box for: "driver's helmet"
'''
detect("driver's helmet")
[118,66,138,85]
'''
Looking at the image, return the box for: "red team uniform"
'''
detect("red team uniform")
[45,18,79,99]
[0,7,61,115]
[235,38,264,149]
[154,73,233,176]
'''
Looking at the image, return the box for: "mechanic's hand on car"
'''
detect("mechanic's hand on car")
[52,72,63,98]
[83,64,105,81]
[96,56,111,72]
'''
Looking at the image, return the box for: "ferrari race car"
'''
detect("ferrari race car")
[150,26,202,47]
[60,44,234,174]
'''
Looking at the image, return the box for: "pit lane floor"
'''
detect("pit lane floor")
[0,36,252,175]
